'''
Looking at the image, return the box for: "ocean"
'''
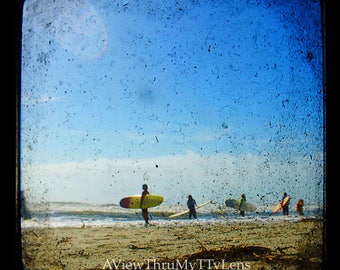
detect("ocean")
[21,201,324,229]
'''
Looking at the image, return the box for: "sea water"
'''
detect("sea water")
[21,201,323,229]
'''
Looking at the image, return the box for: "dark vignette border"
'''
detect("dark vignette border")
[10,0,334,269]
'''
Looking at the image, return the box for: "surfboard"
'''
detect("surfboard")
[272,195,290,214]
[119,194,164,209]
[225,199,257,212]
[168,200,212,218]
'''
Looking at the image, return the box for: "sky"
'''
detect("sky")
[20,0,324,207]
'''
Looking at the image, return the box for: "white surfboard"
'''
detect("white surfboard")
[168,200,212,218]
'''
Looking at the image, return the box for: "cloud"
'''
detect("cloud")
[21,94,62,106]
[21,151,324,206]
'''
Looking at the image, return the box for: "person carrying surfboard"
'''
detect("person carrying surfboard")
[296,199,304,216]
[238,193,247,217]
[187,195,197,219]
[281,192,290,216]
[140,184,150,226]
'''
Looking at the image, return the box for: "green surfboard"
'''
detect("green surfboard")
[225,198,256,212]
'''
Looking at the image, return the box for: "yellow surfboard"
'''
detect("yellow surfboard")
[119,194,164,209]
[272,195,290,214]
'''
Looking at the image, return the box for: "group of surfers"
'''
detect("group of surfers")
[139,184,305,226]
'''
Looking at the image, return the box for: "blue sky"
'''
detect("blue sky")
[21,0,324,206]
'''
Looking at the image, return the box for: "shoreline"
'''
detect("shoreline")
[21,218,324,270]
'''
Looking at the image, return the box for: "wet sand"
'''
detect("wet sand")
[21,218,324,270]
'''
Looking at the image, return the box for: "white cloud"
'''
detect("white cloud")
[21,94,61,106]
[21,151,324,206]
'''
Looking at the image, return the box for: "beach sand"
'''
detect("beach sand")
[21,218,324,270]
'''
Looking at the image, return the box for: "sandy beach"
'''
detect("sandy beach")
[21,218,324,270]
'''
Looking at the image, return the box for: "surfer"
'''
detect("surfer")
[140,184,150,226]
[238,194,247,217]
[21,190,31,220]
[187,195,197,219]
[281,192,290,216]
[296,199,304,216]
